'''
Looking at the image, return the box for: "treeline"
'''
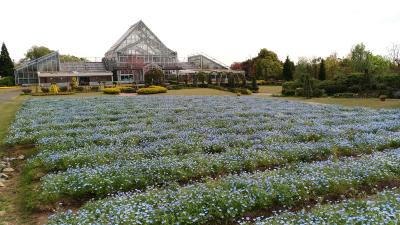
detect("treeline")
[232,43,400,98]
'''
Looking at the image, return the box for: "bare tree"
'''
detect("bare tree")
[388,43,400,67]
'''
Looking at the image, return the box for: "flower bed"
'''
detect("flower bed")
[6,96,400,223]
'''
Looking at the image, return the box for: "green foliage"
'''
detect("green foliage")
[137,86,167,95]
[251,76,259,92]
[196,72,206,84]
[70,77,78,90]
[0,43,14,77]
[103,88,121,95]
[144,68,164,86]
[49,83,60,94]
[0,76,14,86]
[319,59,326,80]
[119,87,136,93]
[282,80,302,96]
[253,48,283,80]
[59,55,87,62]
[25,46,53,61]
[282,56,295,81]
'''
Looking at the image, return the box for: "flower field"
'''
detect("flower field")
[7,96,400,224]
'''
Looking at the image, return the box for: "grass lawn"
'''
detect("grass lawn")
[270,96,400,109]
[160,88,236,96]
[258,85,282,95]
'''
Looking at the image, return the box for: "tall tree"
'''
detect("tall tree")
[350,43,371,74]
[0,43,14,77]
[388,43,400,68]
[318,59,326,80]
[230,62,242,70]
[253,48,282,80]
[25,46,53,61]
[282,56,294,81]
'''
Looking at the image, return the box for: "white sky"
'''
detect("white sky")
[1,0,399,65]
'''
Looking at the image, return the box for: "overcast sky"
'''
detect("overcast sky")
[1,0,399,65]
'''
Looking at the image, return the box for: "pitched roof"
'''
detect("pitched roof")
[105,20,175,56]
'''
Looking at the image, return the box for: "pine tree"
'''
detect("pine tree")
[0,43,14,77]
[282,56,294,81]
[318,59,326,80]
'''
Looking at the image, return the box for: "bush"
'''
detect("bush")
[295,88,304,97]
[392,91,400,99]
[90,86,100,92]
[31,92,74,96]
[41,87,49,93]
[379,95,387,101]
[49,83,60,94]
[119,87,136,93]
[74,86,84,92]
[59,86,68,92]
[22,89,32,94]
[317,80,344,95]
[103,88,121,95]
[333,93,359,98]
[282,80,302,96]
[137,86,167,95]
[237,88,252,95]
[0,76,15,86]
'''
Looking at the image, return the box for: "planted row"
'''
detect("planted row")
[47,149,400,224]
[240,189,400,224]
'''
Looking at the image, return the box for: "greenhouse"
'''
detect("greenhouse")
[14,20,240,86]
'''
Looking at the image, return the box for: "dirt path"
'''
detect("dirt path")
[0,146,49,225]
[0,89,21,102]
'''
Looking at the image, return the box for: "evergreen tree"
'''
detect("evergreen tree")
[282,56,294,80]
[318,59,327,80]
[0,43,14,77]
[251,76,259,92]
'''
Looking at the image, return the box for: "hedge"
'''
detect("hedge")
[137,86,167,95]
[103,88,121,95]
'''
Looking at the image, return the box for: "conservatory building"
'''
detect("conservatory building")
[14,20,232,86]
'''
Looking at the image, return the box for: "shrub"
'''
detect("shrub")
[295,88,304,97]
[59,86,68,92]
[239,88,252,95]
[145,69,164,86]
[31,92,74,96]
[21,88,32,94]
[317,80,344,95]
[333,93,358,98]
[0,76,15,86]
[103,88,121,95]
[392,91,400,99]
[379,95,387,101]
[41,87,49,93]
[90,86,100,92]
[49,83,60,94]
[74,86,84,92]
[137,86,167,95]
[282,80,302,96]
[119,87,136,93]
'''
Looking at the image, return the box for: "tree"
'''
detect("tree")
[325,53,340,79]
[303,73,313,99]
[25,46,53,61]
[318,59,326,80]
[144,68,164,86]
[60,55,88,62]
[282,56,295,81]
[369,54,391,75]
[230,62,242,70]
[0,43,14,77]
[253,48,282,80]
[350,43,372,74]
[388,43,400,68]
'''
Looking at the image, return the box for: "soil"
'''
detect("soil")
[0,145,49,225]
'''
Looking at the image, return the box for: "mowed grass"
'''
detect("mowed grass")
[272,96,400,109]
[160,88,236,96]
[258,85,282,95]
